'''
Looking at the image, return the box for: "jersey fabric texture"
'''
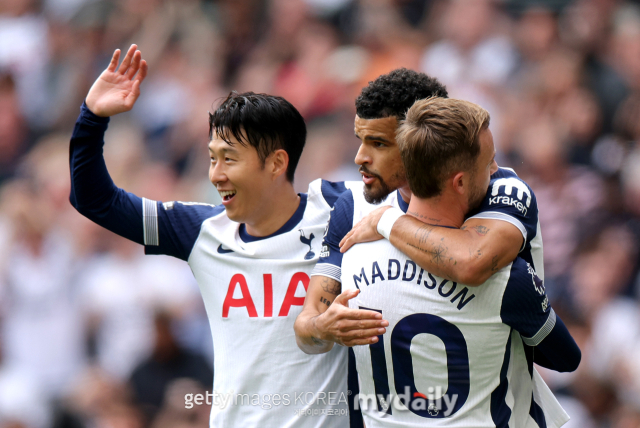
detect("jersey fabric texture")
[70,103,364,428]
[312,167,542,283]
[341,240,568,428]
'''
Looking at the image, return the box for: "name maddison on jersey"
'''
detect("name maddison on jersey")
[352,259,476,311]
[489,177,532,216]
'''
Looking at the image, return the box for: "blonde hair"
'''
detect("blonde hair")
[397,97,489,198]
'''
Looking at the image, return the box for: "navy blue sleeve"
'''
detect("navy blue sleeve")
[69,103,145,244]
[501,258,553,340]
[468,167,538,251]
[69,103,219,261]
[533,317,581,372]
[501,258,580,372]
[310,189,355,282]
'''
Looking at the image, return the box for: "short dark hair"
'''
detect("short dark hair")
[355,68,448,120]
[397,97,490,198]
[209,92,307,182]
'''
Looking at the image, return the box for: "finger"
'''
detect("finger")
[125,50,142,79]
[337,307,384,321]
[341,327,386,340]
[117,44,137,74]
[135,59,148,84]
[107,49,121,72]
[343,336,381,347]
[339,235,354,253]
[339,228,354,249]
[332,288,359,306]
[339,319,389,332]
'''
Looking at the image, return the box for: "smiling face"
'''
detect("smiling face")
[208,132,274,223]
[354,115,408,204]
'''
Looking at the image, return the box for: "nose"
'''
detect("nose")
[354,144,372,166]
[209,160,227,185]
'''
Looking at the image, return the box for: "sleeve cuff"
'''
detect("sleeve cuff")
[311,263,342,283]
[467,211,527,251]
[522,309,556,346]
[81,101,111,124]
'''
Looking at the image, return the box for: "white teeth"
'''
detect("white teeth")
[219,190,236,198]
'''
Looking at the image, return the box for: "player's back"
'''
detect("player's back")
[341,239,558,428]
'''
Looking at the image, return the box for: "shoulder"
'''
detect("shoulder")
[307,179,363,209]
[159,200,225,219]
[488,167,536,206]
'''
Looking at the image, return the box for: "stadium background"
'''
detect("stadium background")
[0,0,639,426]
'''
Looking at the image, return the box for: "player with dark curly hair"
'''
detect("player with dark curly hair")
[352,68,449,204]
[355,68,449,120]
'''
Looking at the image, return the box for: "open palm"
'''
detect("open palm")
[85,44,148,117]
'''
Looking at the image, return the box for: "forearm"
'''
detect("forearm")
[533,317,581,373]
[294,311,335,355]
[294,276,340,354]
[388,217,482,285]
[388,216,521,286]
[69,103,144,244]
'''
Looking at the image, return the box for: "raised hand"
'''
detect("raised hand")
[85,44,148,117]
[339,205,392,253]
[313,289,388,347]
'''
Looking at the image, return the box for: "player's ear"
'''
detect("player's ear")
[452,171,465,195]
[269,149,289,180]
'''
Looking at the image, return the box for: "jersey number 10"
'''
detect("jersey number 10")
[362,308,470,418]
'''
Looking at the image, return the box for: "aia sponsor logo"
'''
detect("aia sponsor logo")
[222,272,309,318]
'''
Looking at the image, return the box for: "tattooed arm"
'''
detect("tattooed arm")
[387,216,521,286]
[340,208,522,287]
[294,275,388,354]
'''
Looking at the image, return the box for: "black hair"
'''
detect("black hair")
[355,68,448,120]
[209,92,307,182]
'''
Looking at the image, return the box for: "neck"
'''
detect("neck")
[406,191,465,228]
[245,182,300,237]
[397,184,412,204]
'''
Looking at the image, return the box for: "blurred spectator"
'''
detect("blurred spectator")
[129,311,213,421]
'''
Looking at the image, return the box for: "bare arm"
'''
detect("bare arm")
[294,276,388,354]
[340,207,522,286]
[390,216,521,286]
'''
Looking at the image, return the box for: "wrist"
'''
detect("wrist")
[377,207,404,239]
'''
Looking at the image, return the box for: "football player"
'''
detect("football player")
[312,97,581,427]
[71,45,360,427]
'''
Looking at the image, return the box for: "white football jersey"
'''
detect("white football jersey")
[312,167,567,428]
[341,240,567,428]
[143,179,363,428]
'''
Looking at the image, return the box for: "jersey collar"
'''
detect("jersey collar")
[239,193,308,242]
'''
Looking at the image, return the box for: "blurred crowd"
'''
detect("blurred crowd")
[0,0,639,426]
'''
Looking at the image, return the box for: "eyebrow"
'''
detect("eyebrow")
[209,146,239,155]
[356,134,393,144]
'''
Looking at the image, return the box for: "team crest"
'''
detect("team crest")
[299,230,315,260]
[527,263,545,295]
[428,403,439,416]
